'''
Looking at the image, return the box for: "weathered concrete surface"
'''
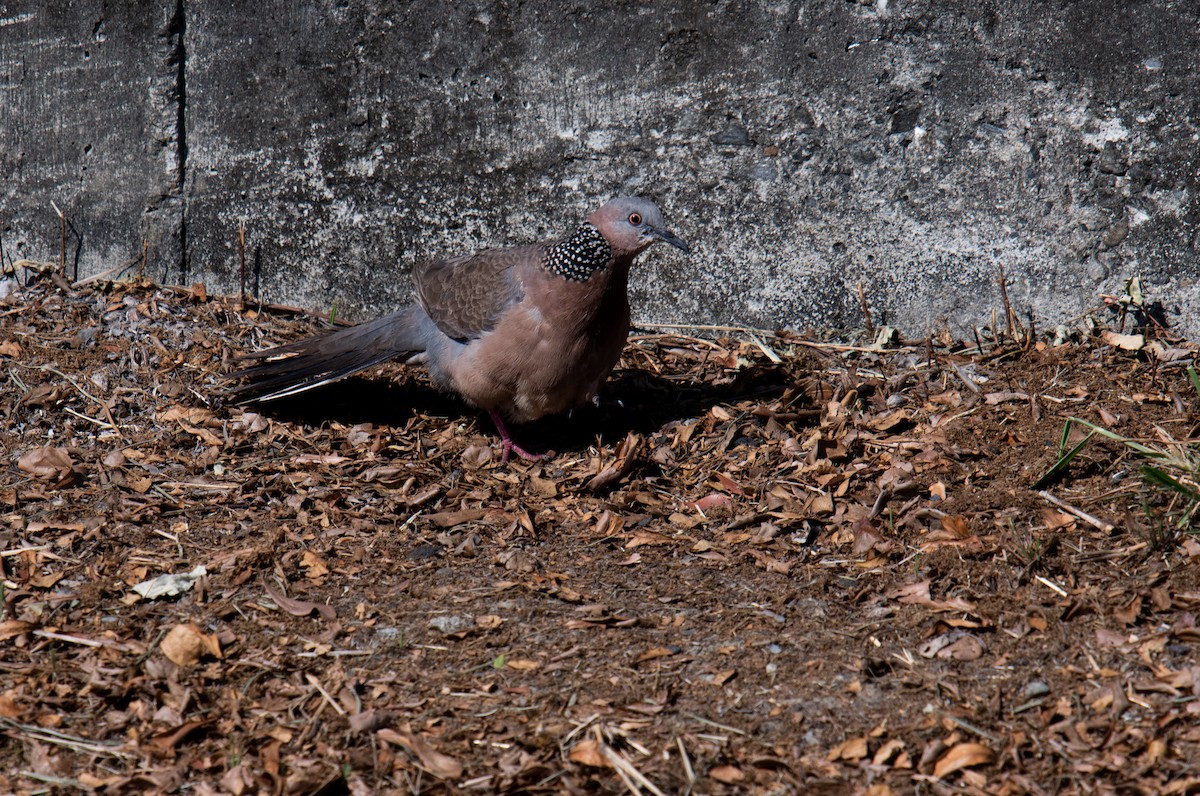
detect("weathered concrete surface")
[0,3,182,280]
[3,1,1199,338]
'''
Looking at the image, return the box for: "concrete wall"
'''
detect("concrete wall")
[3,1,1198,338]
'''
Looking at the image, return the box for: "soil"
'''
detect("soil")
[2,269,1199,795]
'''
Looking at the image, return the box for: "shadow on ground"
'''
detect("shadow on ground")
[226,363,795,454]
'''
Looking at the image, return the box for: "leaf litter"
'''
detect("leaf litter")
[2,267,1199,794]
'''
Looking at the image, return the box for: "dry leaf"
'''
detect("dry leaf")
[0,691,23,719]
[690,492,732,512]
[263,583,336,620]
[1101,330,1145,350]
[940,515,970,538]
[568,738,609,768]
[873,738,906,766]
[161,623,221,666]
[933,742,996,778]
[636,646,677,663]
[827,735,869,762]
[710,764,745,783]
[504,658,539,671]
[17,446,77,487]
[379,728,463,780]
[425,508,488,528]
[889,581,977,613]
[584,431,644,492]
[301,551,330,579]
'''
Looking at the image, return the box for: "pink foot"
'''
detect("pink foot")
[488,410,545,463]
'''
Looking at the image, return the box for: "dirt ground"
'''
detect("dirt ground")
[2,268,1199,795]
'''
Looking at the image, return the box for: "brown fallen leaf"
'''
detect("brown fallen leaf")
[709,764,745,784]
[161,623,222,666]
[158,406,217,425]
[920,631,985,661]
[827,735,869,762]
[17,446,77,488]
[425,508,488,528]
[872,738,907,766]
[0,690,23,719]
[0,620,35,642]
[932,742,996,778]
[584,431,644,492]
[984,390,1029,404]
[1040,508,1076,531]
[145,718,214,754]
[300,550,330,580]
[690,492,732,512]
[263,583,337,620]
[940,515,970,538]
[625,531,672,549]
[1101,330,1145,350]
[474,614,503,630]
[868,409,912,431]
[568,738,609,768]
[504,658,539,671]
[379,728,463,780]
[636,646,678,663]
[888,580,977,613]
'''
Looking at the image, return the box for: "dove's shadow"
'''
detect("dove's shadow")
[236,364,793,454]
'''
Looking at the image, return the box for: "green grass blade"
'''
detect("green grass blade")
[1033,429,1097,489]
[1188,365,1200,399]
[1055,419,1073,457]
[1142,466,1200,500]
[1067,417,1165,458]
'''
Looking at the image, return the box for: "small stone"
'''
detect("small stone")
[429,615,473,635]
[1098,141,1127,175]
[750,160,777,181]
[1102,221,1129,249]
[1023,681,1051,699]
[711,122,752,147]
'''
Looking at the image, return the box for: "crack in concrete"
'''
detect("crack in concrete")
[168,0,188,285]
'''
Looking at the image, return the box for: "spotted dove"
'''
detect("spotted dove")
[230,196,689,460]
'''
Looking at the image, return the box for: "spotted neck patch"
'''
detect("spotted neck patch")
[542,223,612,282]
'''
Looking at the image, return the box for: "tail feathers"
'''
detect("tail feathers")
[230,306,427,402]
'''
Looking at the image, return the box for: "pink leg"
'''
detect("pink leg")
[487,410,544,462]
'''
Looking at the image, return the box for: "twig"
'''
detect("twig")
[17,771,87,789]
[997,266,1019,342]
[26,363,122,438]
[0,717,133,759]
[745,331,782,364]
[857,282,876,338]
[61,405,117,432]
[596,728,665,796]
[1034,574,1069,597]
[675,736,696,785]
[305,673,347,716]
[940,713,1001,744]
[682,712,747,736]
[33,629,113,648]
[1,545,52,557]
[972,326,986,356]
[1038,490,1116,533]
